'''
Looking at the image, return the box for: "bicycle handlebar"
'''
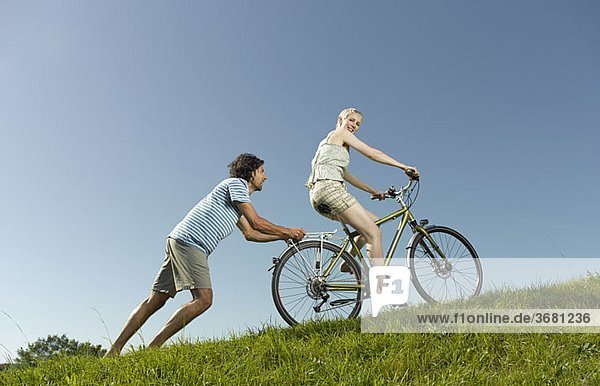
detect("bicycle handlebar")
[370,177,418,201]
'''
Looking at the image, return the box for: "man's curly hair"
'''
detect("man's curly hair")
[228,153,264,182]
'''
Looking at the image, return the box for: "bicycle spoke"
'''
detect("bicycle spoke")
[288,254,313,279]
[280,270,306,285]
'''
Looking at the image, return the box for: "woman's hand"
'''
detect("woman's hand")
[370,191,386,201]
[405,166,420,179]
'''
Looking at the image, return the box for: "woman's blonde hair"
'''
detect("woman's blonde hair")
[336,108,363,128]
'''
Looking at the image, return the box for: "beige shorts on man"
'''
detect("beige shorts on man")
[152,237,211,298]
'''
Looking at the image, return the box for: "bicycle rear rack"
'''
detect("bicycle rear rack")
[303,229,339,240]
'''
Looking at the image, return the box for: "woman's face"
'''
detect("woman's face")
[338,113,362,134]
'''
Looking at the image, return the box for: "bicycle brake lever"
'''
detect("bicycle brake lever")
[385,187,398,197]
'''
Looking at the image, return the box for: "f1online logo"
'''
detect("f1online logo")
[369,266,410,317]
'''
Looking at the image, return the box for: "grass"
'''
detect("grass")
[363,273,600,334]
[1,275,599,385]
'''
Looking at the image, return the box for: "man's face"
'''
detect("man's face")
[250,165,267,191]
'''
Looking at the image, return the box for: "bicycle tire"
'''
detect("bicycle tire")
[407,226,483,303]
[271,240,362,326]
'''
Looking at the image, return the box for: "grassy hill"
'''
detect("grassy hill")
[1,275,599,385]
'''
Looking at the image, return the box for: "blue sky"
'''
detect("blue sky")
[1,1,599,358]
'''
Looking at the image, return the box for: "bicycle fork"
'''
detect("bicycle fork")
[413,224,452,273]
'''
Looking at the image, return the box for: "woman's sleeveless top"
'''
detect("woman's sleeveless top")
[305,134,350,189]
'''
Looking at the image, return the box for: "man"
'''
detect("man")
[105,153,305,356]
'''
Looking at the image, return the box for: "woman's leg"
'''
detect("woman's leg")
[348,210,379,255]
[337,202,383,266]
[340,209,379,272]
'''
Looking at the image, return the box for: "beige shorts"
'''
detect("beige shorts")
[152,237,212,298]
[309,180,358,221]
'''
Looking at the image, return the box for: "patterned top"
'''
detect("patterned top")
[305,134,350,189]
[169,178,251,256]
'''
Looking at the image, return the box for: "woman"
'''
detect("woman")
[306,108,419,267]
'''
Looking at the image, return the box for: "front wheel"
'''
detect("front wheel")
[271,240,362,326]
[407,226,483,303]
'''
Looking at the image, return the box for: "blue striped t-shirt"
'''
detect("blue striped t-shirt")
[169,178,251,256]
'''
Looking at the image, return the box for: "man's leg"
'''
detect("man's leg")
[147,288,213,349]
[105,290,170,357]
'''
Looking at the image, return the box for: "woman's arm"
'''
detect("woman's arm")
[344,171,386,200]
[337,129,419,174]
[343,171,378,195]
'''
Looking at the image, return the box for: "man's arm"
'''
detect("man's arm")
[235,202,305,242]
[237,216,285,242]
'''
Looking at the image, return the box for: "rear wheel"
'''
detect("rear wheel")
[408,226,482,303]
[271,240,362,326]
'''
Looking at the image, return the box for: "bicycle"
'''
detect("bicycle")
[270,176,483,327]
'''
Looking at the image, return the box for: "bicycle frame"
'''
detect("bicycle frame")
[314,183,448,292]
[318,207,413,281]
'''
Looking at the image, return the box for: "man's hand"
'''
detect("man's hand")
[287,227,306,242]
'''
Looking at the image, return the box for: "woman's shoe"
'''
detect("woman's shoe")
[340,261,353,273]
